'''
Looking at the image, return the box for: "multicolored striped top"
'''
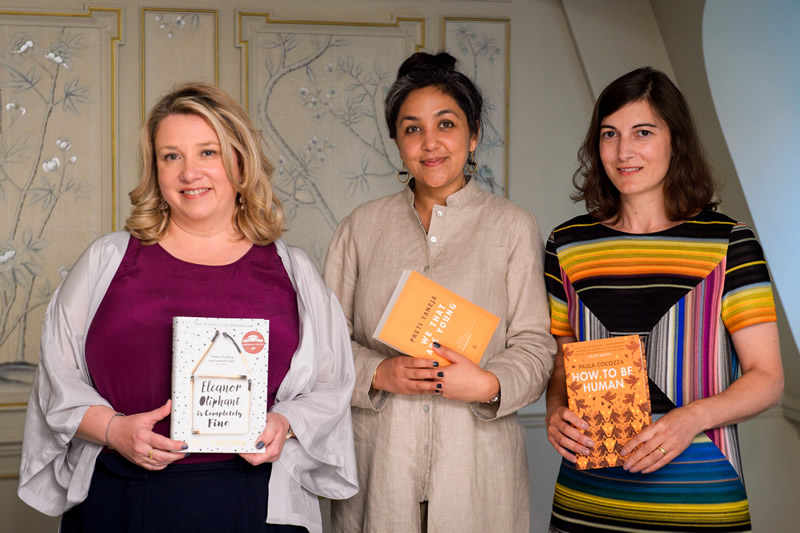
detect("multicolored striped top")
[545,209,776,478]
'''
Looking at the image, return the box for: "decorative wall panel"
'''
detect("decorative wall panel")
[0,8,121,405]
[443,17,509,196]
[141,8,217,120]
[238,13,423,265]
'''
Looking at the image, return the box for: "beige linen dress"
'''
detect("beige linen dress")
[323,179,556,533]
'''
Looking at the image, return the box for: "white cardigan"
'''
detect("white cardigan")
[18,232,358,533]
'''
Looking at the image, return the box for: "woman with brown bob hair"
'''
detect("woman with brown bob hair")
[18,82,357,533]
[544,66,783,531]
[572,66,717,223]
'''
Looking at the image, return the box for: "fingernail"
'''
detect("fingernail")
[256,441,265,450]
[581,422,590,430]
[436,383,442,389]
[623,461,631,470]
[432,341,440,348]
[581,448,591,455]
[432,361,439,368]
[585,439,594,447]
[181,444,189,450]
[437,371,444,378]
[435,390,441,394]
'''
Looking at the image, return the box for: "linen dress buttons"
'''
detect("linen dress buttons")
[423,265,430,273]
[436,210,443,217]
[430,236,437,243]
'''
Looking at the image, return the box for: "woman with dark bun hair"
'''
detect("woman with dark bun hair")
[544,67,783,531]
[324,52,556,532]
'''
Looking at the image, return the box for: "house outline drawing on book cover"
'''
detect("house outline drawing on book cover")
[372,270,500,367]
[563,334,652,470]
[172,317,269,453]
[190,330,252,436]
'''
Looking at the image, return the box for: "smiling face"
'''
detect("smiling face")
[155,113,239,232]
[394,86,478,198]
[599,99,672,203]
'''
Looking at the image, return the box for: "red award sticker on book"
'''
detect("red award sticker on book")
[242,331,266,354]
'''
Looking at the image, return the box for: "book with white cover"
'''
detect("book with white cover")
[171,317,269,453]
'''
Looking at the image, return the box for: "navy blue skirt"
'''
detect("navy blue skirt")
[61,455,309,533]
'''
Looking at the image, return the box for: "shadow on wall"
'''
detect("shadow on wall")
[703,0,800,345]
[703,0,800,426]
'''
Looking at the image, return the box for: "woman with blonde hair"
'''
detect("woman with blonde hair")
[19,82,357,533]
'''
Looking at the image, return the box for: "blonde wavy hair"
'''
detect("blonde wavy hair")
[125,82,284,245]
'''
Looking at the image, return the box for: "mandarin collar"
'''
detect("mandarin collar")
[403,176,480,209]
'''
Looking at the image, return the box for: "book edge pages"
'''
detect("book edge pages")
[371,269,414,354]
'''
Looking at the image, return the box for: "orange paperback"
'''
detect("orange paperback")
[372,270,500,366]
[563,334,652,470]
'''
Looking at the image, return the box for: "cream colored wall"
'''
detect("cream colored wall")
[561,0,675,98]
[2,1,795,532]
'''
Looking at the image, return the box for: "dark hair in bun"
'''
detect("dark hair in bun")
[384,52,482,139]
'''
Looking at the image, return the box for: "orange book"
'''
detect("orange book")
[563,334,652,470]
[372,270,500,366]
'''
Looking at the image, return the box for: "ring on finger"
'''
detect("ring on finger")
[657,446,667,455]
[148,449,155,460]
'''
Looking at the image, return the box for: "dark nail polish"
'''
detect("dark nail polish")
[256,441,265,450]
[181,444,189,450]
[432,361,439,367]
[432,341,441,348]
[437,371,444,378]
[436,383,442,389]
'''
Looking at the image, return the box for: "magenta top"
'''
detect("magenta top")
[85,237,299,463]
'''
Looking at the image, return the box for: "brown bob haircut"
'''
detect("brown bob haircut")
[572,66,718,222]
[125,82,283,245]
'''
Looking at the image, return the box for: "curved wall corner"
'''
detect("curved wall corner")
[702,0,800,345]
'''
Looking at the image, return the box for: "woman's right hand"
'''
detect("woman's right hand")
[373,356,442,395]
[107,400,188,471]
[545,335,594,462]
[546,405,595,463]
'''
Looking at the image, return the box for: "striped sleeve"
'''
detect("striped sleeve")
[545,232,573,337]
[721,223,777,333]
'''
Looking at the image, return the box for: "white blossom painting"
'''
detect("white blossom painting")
[141,8,217,120]
[0,8,120,402]
[443,17,509,197]
[238,13,423,266]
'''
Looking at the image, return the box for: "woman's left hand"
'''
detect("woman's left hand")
[240,411,291,465]
[432,344,500,403]
[618,405,703,473]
